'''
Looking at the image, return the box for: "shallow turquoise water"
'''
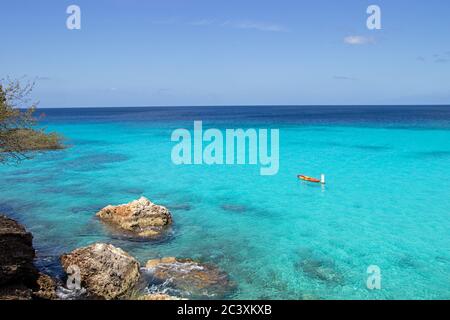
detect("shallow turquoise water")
[0,106,449,299]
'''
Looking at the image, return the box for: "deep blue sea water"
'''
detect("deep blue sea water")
[1,106,449,299]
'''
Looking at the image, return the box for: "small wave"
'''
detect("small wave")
[56,286,87,300]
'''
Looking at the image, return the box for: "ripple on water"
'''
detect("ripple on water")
[408,150,450,159]
[61,153,130,172]
[40,185,90,197]
[122,188,145,196]
[220,204,248,213]
[70,204,104,214]
[352,145,391,151]
[68,138,109,146]
[319,141,391,151]
[7,169,34,176]
[4,174,56,185]
[168,203,192,211]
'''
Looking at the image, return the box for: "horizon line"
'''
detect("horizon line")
[33,104,450,110]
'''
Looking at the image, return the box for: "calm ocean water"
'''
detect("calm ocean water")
[1,106,449,299]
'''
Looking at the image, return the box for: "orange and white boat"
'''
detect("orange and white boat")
[297,174,325,184]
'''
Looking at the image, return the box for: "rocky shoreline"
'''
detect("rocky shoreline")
[0,197,233,300]
[0,215,57,300]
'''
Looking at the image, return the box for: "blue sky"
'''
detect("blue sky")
[0,0,449,107]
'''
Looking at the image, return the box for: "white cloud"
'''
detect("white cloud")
[418,51,450,63]
[344,35,374,45]
[223,20,289,32]
[333,75,357,81]
[151,18,177,25]
[189,19,215,26]
[435,58,448,64]
[155,18,289,33]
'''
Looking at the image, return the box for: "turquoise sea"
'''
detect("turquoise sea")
[1,106,449,300]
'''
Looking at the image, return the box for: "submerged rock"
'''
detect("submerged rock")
[144,257,233,299]
[220,204,247,213]
[60,243,140,300]
[296,249,344,285]
[96,197,173,238]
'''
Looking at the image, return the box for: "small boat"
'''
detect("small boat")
[297,175,322,183]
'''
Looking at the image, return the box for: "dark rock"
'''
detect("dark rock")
[0,284,33,300]
[0,215,38,287]
[0,214,58,300]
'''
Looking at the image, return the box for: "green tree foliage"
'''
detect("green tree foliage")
[0,78,64,163]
